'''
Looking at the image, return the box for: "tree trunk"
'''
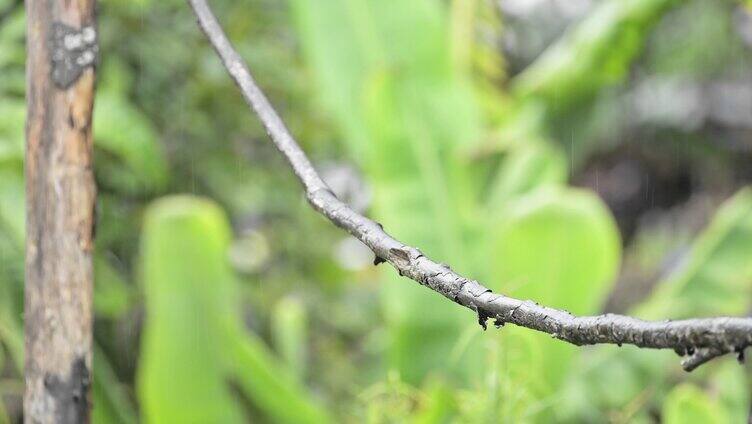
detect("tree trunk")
[24,0,97,422]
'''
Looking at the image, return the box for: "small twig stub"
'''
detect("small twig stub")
[49,22,98,89]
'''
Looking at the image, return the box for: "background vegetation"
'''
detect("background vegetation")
[2,0,752,422]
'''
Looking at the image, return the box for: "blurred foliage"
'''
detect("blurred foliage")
[638,188,752,318]
[662,383,729,423]
[138,196,329,423]
[1,0,752,422]
[512,0,681,112]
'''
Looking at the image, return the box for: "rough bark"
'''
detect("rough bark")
[188,0,752,372]
[25,0,97,422]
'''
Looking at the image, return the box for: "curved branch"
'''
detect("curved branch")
[187,0,752,371]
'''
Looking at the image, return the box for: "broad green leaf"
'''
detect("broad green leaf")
[662,384,729,424]
[491,187,621,313]
[489,187,620,401]
[138,196,245,423]
[138,195,329,423]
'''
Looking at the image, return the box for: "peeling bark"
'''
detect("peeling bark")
[187,0,751,371]
[25,0,97,422]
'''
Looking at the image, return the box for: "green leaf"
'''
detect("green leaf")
[138,195,329,423]
[489,187,620,398]
[662,384,729,424]
[486,142,567,210]
[491,187,621,313]
[227,334,331,424]
[138,196,245,423]
[287,0,375,160]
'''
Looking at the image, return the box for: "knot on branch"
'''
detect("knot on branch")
[50,22,98,88]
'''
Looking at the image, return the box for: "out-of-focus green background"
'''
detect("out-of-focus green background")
[2,0,752,422]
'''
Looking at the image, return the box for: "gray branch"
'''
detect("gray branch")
[187,0,752,371]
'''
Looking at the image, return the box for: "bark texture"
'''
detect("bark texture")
[187,0,752,371]
[25,0,97,422]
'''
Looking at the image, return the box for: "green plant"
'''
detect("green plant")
[138,195,330,423]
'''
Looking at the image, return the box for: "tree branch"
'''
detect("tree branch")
[25,0,97,421]
[187,0,752,371]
